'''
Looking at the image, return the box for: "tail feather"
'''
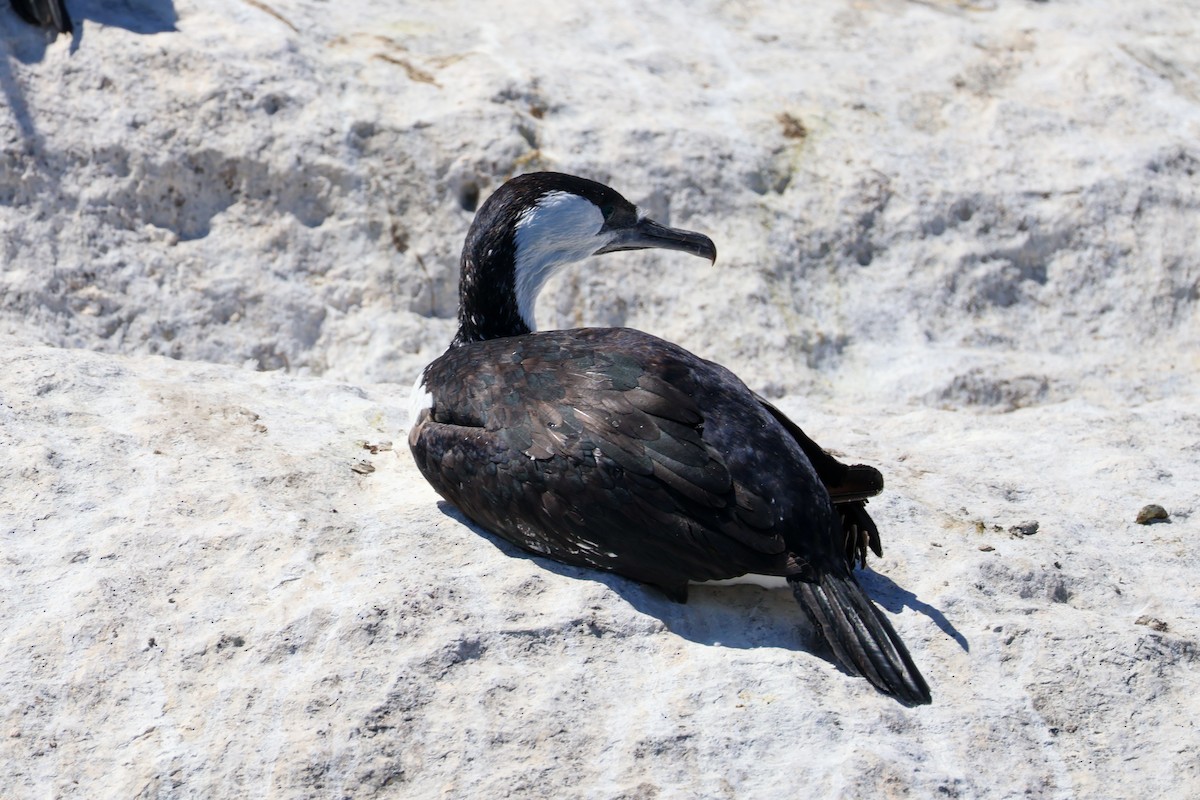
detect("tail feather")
[791,570,932,706]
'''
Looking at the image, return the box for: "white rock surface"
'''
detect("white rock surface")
[2,1,1198,797]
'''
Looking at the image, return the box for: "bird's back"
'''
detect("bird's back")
[409,327,844,599]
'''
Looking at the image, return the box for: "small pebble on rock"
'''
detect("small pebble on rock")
[1009,520,1039,536]
[1135,504,1169,525]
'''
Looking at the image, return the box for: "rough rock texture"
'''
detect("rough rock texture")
[2,1,1198,797]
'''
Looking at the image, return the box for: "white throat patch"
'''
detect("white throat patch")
[512,191,613,331]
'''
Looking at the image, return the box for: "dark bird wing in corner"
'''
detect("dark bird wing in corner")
[10,0,73,34]
[754,393,884,569]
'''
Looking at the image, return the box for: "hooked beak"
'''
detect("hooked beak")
[595,217,718,264]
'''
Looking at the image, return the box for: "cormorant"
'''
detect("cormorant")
[408,172,930,705]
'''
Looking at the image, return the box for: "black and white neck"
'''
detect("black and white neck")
[450,172,716,347]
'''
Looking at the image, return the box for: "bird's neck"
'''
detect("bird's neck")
[450,188,603,348]
[451,241,533,347]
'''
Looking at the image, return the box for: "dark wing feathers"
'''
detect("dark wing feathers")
[627,373,703,424]
[732,482,774,530]
[416,334,891,577]
[621,385,697,422]
[648,456,727,509]
[593,432,655,476]
[412,331,790,593]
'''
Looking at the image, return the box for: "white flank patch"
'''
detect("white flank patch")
[692,575,790,590]
[512,191,613,331]
[407,368,434,429]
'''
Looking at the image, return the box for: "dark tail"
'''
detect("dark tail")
[790,569,932,706]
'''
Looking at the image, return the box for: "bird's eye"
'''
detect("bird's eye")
[600,203,615,219]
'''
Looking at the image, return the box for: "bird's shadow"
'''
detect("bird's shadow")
[69,0,178,40]
[436,502,969,665]
[857,565,970,652]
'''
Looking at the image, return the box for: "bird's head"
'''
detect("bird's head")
[456,172,717,343]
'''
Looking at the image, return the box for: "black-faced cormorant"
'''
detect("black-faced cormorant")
[9,0,73,35]
[408,172,931,705]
